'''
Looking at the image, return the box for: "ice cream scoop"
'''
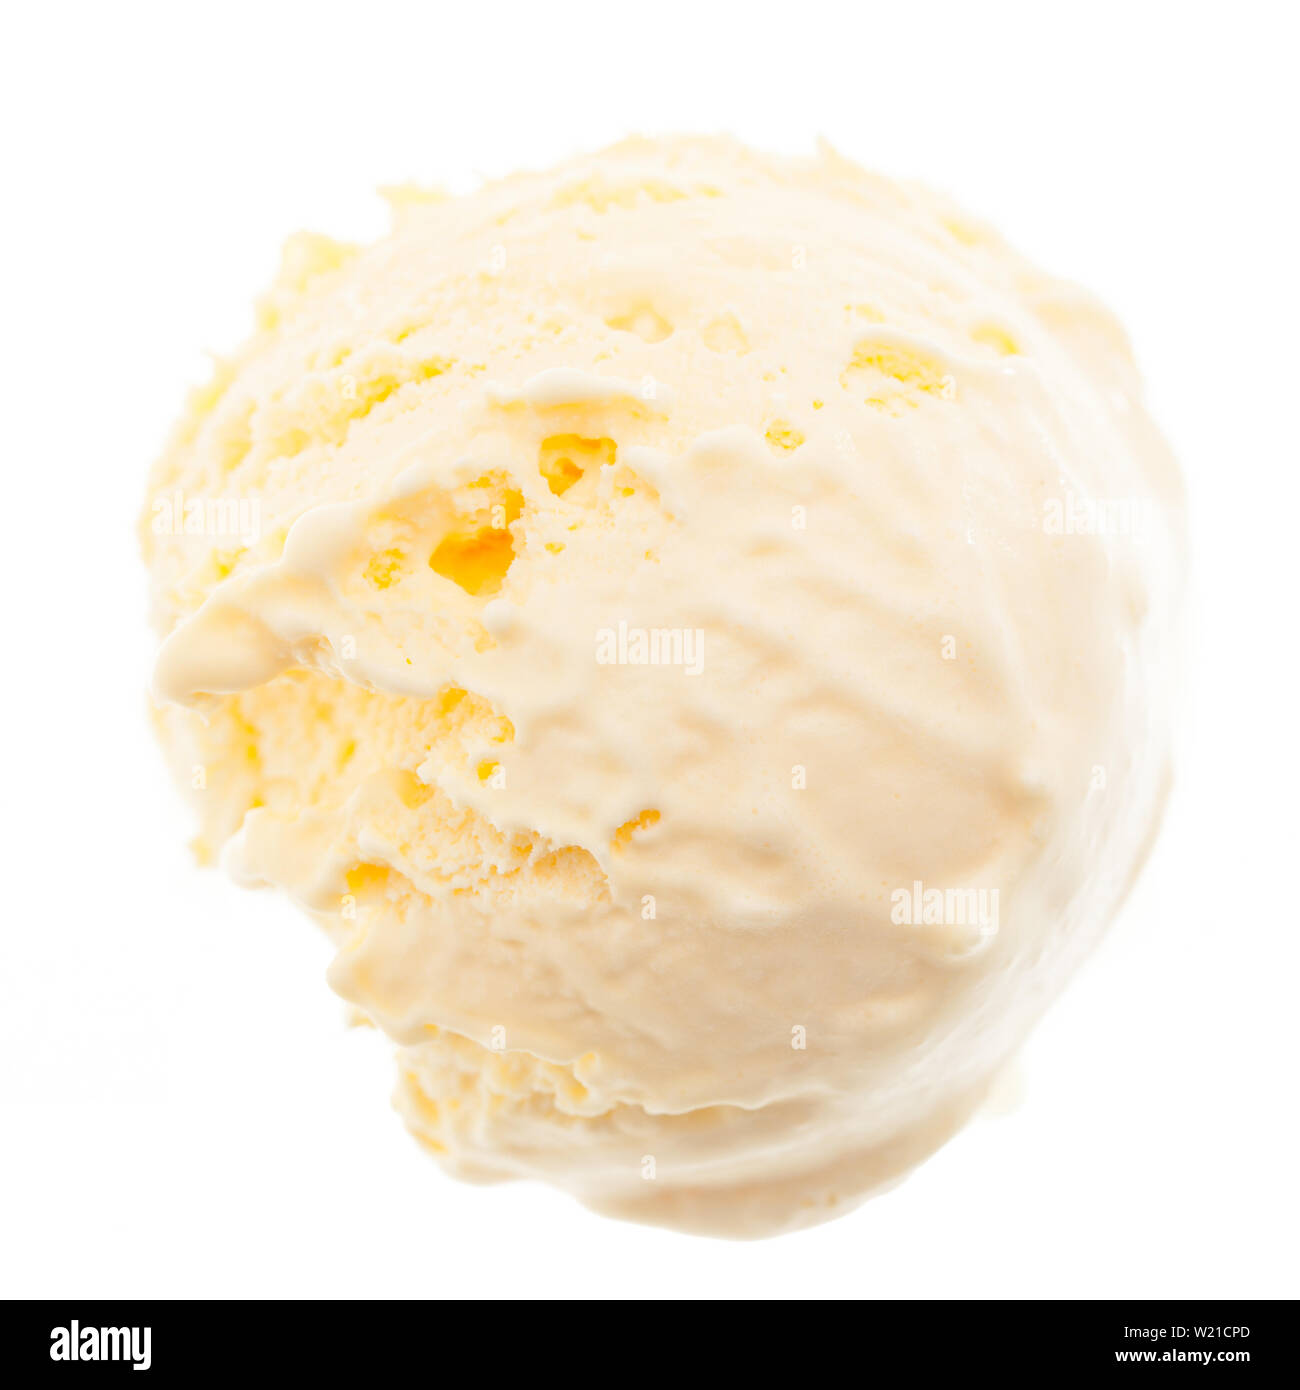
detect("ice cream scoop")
[141,135,1184,1237]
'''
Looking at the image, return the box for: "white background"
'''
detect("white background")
[2,0,1297,1300]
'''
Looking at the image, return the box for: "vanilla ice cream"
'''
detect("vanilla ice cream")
[141,136,1184,1237]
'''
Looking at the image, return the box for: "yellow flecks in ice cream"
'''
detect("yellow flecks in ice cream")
[841,337,955,411]
[537,433,617,496]
[605,302,674,344]
[972,322,1020,356]
[428,479,523,597]
[612,808,661,850]
[364,548,405,590]
[764,420,805,452]
[346,862,390,897]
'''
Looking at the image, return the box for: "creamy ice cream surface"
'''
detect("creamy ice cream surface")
[141,136,1184,1237]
